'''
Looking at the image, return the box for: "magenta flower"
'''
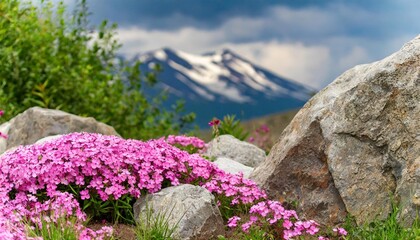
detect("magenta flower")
[333,227,348,236]
[0,132,7,139]
[227,216,241,228]
[208,118,220,126]
[283,219,293,229]
[318,236,330,240]
[166,135,206,149]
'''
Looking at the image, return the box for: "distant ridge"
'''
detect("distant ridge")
[137,48,315,126]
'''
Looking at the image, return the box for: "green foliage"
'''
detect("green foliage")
[343,204,420,240]
[60,183,137,225]
[218,226,275,240]
[213,115,249,140]
[213,194,251,221]
[0,0,195,140]
[135,202,180,240]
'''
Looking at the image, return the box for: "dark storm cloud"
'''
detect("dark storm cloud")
[85,0,331,29]
[83,0,418,43]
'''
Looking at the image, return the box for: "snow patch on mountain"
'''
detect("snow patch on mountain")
[167,55,250,103]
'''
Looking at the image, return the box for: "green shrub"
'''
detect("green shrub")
[0,0,195,140]
[211,115,249,140]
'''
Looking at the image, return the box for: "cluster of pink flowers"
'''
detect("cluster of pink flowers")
[0,133,267,238]
[165,135,206,149]
[227,200,321,239]
[0,110,7,139]
[202,172,267,205]
[79,226,113,240]
[0,191,112,239]
[228,199,348,239]
[0,132,346,239]
[0,215,28,240]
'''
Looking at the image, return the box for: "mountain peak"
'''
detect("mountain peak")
[140,47,178,62]
[137,47,314,126]
[204,48,237,57]
[160,47,177,54]
[219,48,236,56]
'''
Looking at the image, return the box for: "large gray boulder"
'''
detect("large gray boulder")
[133,184,225,240]
[251,35,420,226]
[205,134,266,168]
[0,107,119,154]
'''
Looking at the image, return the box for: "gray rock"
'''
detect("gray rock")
[0,107,119,155]
[205,134,266,167]
[35,134,64,145]
[133,184,225,240]
[251,35,420,226]
[214,157,254,178]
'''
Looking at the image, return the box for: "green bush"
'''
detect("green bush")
[0,0,195,140]
[211,115,249,141]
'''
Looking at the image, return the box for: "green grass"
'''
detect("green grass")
[134,202,181,240]
[218,226,276,240]
[25,214,85,240]
[343,205,420,240]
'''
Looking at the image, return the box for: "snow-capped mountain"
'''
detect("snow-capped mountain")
[137,48,315,126]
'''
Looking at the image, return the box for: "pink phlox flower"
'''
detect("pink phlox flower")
[80,190,90,200]
[227,216,241,228]
[318,236,330,240]
[241,221,253,233]
[333,227,348,236]
[283,219,293,229]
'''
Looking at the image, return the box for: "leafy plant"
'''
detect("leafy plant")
[0,0,195,140]
[211,115,249,140]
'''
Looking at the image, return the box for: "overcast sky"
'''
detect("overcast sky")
[55,0,419,89]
